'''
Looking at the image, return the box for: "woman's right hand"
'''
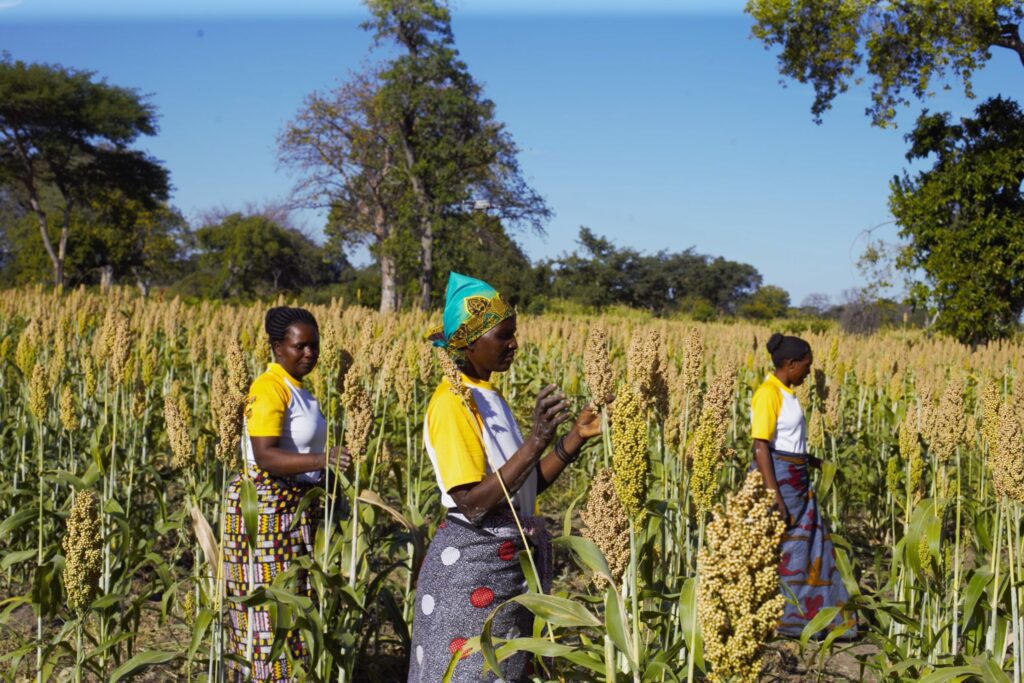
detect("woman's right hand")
[326,446,351,471]
[773,493,788,523]
[529,384,571,447]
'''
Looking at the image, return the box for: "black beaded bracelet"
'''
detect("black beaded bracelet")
[554,435,580,465]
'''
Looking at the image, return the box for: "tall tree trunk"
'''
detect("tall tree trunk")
[132,267,150,297]
[396,126,435,310]
[99,265,114,291]
[418,218,433,310]
[27,195,63,287]
[379,251,398,313]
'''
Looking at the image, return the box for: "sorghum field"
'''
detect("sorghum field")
[3,285,1024,682]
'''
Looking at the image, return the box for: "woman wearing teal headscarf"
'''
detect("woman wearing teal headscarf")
[408,272,603,683]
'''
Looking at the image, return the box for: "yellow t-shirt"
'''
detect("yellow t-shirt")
[246,363,294,437]
[750,374,788,441]
[243,362,327,483]
[751,373,807,453]
[424,376,488,491]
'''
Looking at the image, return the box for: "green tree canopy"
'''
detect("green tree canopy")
[363,0,551,309]
[0,187,189,292]
[890,96,1024,345]
[0,54,169,285]
[738,284,791,319]
[544,227,764,315]
[179,213,331,299]
[282,1,550,312]
[746,0,1024,126]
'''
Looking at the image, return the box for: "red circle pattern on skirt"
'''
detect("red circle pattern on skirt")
[449,638,470,660]
[470,587,494,608]
[497,540,516,562]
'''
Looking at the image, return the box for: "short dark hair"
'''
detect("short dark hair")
[264,306,318,345]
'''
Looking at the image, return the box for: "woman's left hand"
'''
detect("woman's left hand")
[327,446,352,471]
[573,405,602,439]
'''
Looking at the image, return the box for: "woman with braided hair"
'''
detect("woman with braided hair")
[408,273,604,683]
[223,306,351,681]
[751,333,856,640]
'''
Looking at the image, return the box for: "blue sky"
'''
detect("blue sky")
[2,1,1020,304]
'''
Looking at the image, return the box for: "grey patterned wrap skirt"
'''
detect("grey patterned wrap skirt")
[408,510,552,683]
[762,449,857,638]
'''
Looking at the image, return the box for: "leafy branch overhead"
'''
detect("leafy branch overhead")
[746,0,1024,127]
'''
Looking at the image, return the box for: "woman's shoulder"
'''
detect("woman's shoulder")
[249,368,291,401]
[752,377,783,405]
[426,378,478,421]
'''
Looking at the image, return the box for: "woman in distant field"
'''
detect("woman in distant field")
[223,306,350,682]
[407,272,603,683]
[751,333,855,639]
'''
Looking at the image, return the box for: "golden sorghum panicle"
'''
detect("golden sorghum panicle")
[825,337,839,379]
[900,404,923,502]
[28,362,49,422]
[215,408,243,469]
[698,469,785,683]
[109,314,133,385]
[63,490,103,613]
[141,345,158,387]
[611,382,649,519]
[583,325,614,408]
[225,337,250,399]
[417,341,434,386]
[165,381,193,470]
[210,368,227,426]
[343,380,374,463]
[982,383,1024,502]
[918,533,933,578]
[931,376,965,462]
[15,320,38,375]
[83,357,97,397]
[807,408,825,452]
[214,338,251,469]
[379,337,403,390]
[59,386,78,432]
[886,451,901,496]
[688,363,737,513]
[580,468,630,587]
[887,368,904,403]
[627,329,659,402]
[823,375,842,431]
[664,362,684,452]
[681,327,704,407]
[49,328,67,385]
[394,341,417,412]
[435,347,472,403]
[916,383,938,449]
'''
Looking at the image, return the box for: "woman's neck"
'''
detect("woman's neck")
[461,365,491,383]
[773,368,791,388]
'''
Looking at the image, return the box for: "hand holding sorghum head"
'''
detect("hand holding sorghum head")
[530,383,571,446]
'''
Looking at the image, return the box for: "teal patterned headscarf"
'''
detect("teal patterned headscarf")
[427,272,515,360]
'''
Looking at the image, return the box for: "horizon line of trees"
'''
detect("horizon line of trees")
[0,194,804,320]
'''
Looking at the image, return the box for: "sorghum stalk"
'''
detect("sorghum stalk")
[343,378,373,587]
[28,362,47,681]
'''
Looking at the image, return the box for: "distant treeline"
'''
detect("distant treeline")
[0,202,798,320]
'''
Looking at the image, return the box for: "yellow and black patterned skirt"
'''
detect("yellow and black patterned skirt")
[224,467,319,682]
